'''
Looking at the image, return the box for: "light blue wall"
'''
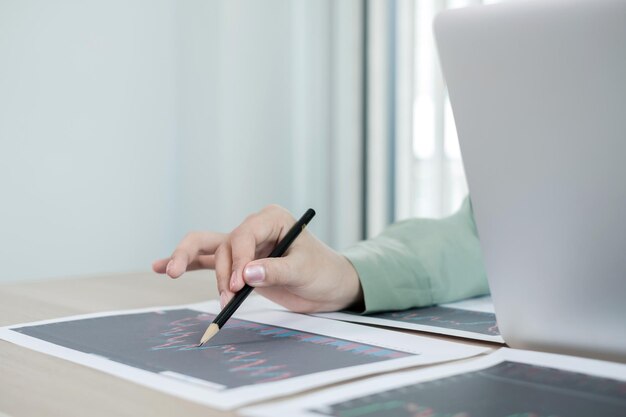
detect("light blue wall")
[175,1,297,236]
[0,0,337,283]
[0,0,178,282]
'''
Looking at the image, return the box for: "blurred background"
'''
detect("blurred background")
[0,0,500,283]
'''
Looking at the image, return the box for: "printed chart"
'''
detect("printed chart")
[14,309,410,390]
[310,361,626,417]
[0,299,488,409]
[243,348,626,417]
[316,296,504,343]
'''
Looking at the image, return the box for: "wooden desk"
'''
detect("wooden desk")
[0,271,493,417]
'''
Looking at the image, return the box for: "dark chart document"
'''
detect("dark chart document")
[13,309,413,389]
[369,306,499,336]
[309,361,626,417]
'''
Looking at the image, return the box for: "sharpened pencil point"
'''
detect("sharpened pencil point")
[199,323,220,346]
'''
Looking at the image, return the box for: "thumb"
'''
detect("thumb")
[243,258,299,288]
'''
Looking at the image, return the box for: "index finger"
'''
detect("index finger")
[167,232,225,278]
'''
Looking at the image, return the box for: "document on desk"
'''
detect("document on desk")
[241,347,626,417]
[315,295,504,343]
[0,297,489,410]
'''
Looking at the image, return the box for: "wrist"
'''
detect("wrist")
[335,255,364,311]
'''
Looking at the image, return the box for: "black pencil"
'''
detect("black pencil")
[198,208,316,346]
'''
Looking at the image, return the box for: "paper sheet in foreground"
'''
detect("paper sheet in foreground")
[242,348,626,417]
[0,297,488,410]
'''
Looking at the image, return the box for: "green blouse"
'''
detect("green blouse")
[342,196,489,313]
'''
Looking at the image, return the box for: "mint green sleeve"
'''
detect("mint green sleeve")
[341,196,489,313]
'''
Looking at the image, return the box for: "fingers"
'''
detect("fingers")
[228,228,259,293]
[242,257,304,289]
[153,205,299,309]
[153,256,216,274]
[186,255,216,271]
[152,258,170,274]
[214,242,234,307]
[165,232,224,278]
[227,206,295,292]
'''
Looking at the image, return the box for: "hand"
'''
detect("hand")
[152,205,363,313]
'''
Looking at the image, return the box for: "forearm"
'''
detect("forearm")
[342,197,489,313]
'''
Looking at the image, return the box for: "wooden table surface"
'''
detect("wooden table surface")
[0,271,494,417]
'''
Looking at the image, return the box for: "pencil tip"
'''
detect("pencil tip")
[198,323,220,346]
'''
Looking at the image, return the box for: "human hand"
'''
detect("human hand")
[152,205,363,313]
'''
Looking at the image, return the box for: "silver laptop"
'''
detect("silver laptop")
[434,0,626,362]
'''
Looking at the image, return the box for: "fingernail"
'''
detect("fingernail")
[220,292,228,309]
[166,260,173,275]
[244,265,265,283]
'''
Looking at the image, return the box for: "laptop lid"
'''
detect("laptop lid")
[434,0,626,361]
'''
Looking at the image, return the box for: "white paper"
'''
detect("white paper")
[242,347,626,417]
[315,295,504,343]
[0,297,489,410]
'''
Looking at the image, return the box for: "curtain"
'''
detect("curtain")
[365,0,489,239]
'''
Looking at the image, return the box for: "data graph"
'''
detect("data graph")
[13,309,413,389]
[310,361,626,417]
[369,306,500,336]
